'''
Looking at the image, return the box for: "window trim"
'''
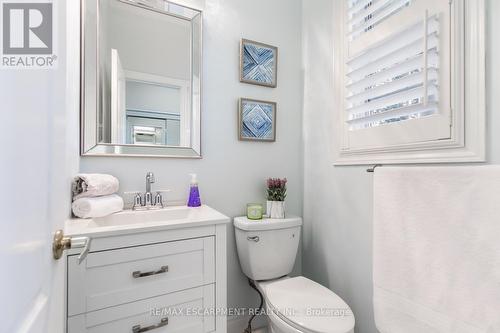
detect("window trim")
[333,0,485,165]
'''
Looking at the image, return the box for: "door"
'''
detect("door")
[0,1,77,332]
[0,67,64,330]
[111,48,127,144]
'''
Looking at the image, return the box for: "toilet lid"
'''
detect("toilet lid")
[264,277,355,333]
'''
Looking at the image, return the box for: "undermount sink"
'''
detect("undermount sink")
[92,206,192,227]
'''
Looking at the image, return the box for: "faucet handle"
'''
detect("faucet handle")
[154,192,163,209]
[153,190,171,209]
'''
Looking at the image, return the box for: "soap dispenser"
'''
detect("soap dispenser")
[187,173,202,207]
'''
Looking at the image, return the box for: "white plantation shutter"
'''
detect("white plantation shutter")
[348,0,412,42]
[343,0,452,150]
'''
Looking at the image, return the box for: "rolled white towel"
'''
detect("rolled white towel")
[72,174,119,200]
[72,194,124,219]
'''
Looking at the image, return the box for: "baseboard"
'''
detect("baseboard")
[227,315,268,333]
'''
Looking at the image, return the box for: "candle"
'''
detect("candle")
[247,203,263,220]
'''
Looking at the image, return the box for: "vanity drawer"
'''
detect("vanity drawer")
[68,284,215,333]
[68,237,215,316]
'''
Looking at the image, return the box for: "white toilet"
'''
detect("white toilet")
[234,216,355,333]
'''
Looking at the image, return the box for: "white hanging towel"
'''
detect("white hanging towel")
[373,166,500,333]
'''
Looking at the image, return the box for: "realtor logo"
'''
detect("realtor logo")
[1,1,57,68]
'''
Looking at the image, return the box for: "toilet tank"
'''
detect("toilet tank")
[234,216,302,280]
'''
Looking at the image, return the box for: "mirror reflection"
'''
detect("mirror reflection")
[93,0,201,152]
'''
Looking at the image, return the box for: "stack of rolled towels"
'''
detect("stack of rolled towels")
[71,174,124,219]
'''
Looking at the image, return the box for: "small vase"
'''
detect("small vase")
[269,201,285,219]
[266,200,273,217]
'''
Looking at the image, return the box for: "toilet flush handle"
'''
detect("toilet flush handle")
[247,236,260,242]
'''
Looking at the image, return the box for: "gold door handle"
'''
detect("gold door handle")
[52,230,91,264]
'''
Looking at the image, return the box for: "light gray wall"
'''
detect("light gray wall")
[301,1,500,333]
[80,0,303,330]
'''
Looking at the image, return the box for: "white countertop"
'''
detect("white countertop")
[65,205,230,238]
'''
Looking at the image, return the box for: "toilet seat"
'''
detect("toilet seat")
[262,276,355,333]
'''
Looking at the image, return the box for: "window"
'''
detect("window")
[334,0,485,165]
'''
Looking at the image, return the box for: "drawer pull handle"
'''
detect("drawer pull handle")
[132,265,169,278]
[132,317,168,333]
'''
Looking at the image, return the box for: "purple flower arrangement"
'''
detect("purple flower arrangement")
[266,178,287,202]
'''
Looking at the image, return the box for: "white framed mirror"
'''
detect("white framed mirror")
[81,0,202,158]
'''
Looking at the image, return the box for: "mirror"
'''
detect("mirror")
[81,0,202,157]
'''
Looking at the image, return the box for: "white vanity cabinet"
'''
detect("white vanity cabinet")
[64,206,229,333]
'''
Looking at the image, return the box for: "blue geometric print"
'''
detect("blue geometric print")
[242,42,276,85]
[241,101,274,140]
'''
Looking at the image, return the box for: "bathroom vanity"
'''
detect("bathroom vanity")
[63,205,229,333]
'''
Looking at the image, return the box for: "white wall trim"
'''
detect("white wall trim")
[333,0,486,165]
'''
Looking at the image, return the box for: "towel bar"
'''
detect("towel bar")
[366,164,382,173]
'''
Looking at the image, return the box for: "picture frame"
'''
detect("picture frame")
[238,98,277,142]
[240,39,278,88]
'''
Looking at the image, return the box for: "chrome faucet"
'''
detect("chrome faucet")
[144,172,155,206]
[126,172,170,210]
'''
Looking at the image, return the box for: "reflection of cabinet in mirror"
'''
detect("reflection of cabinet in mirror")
[81,0,202,158]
